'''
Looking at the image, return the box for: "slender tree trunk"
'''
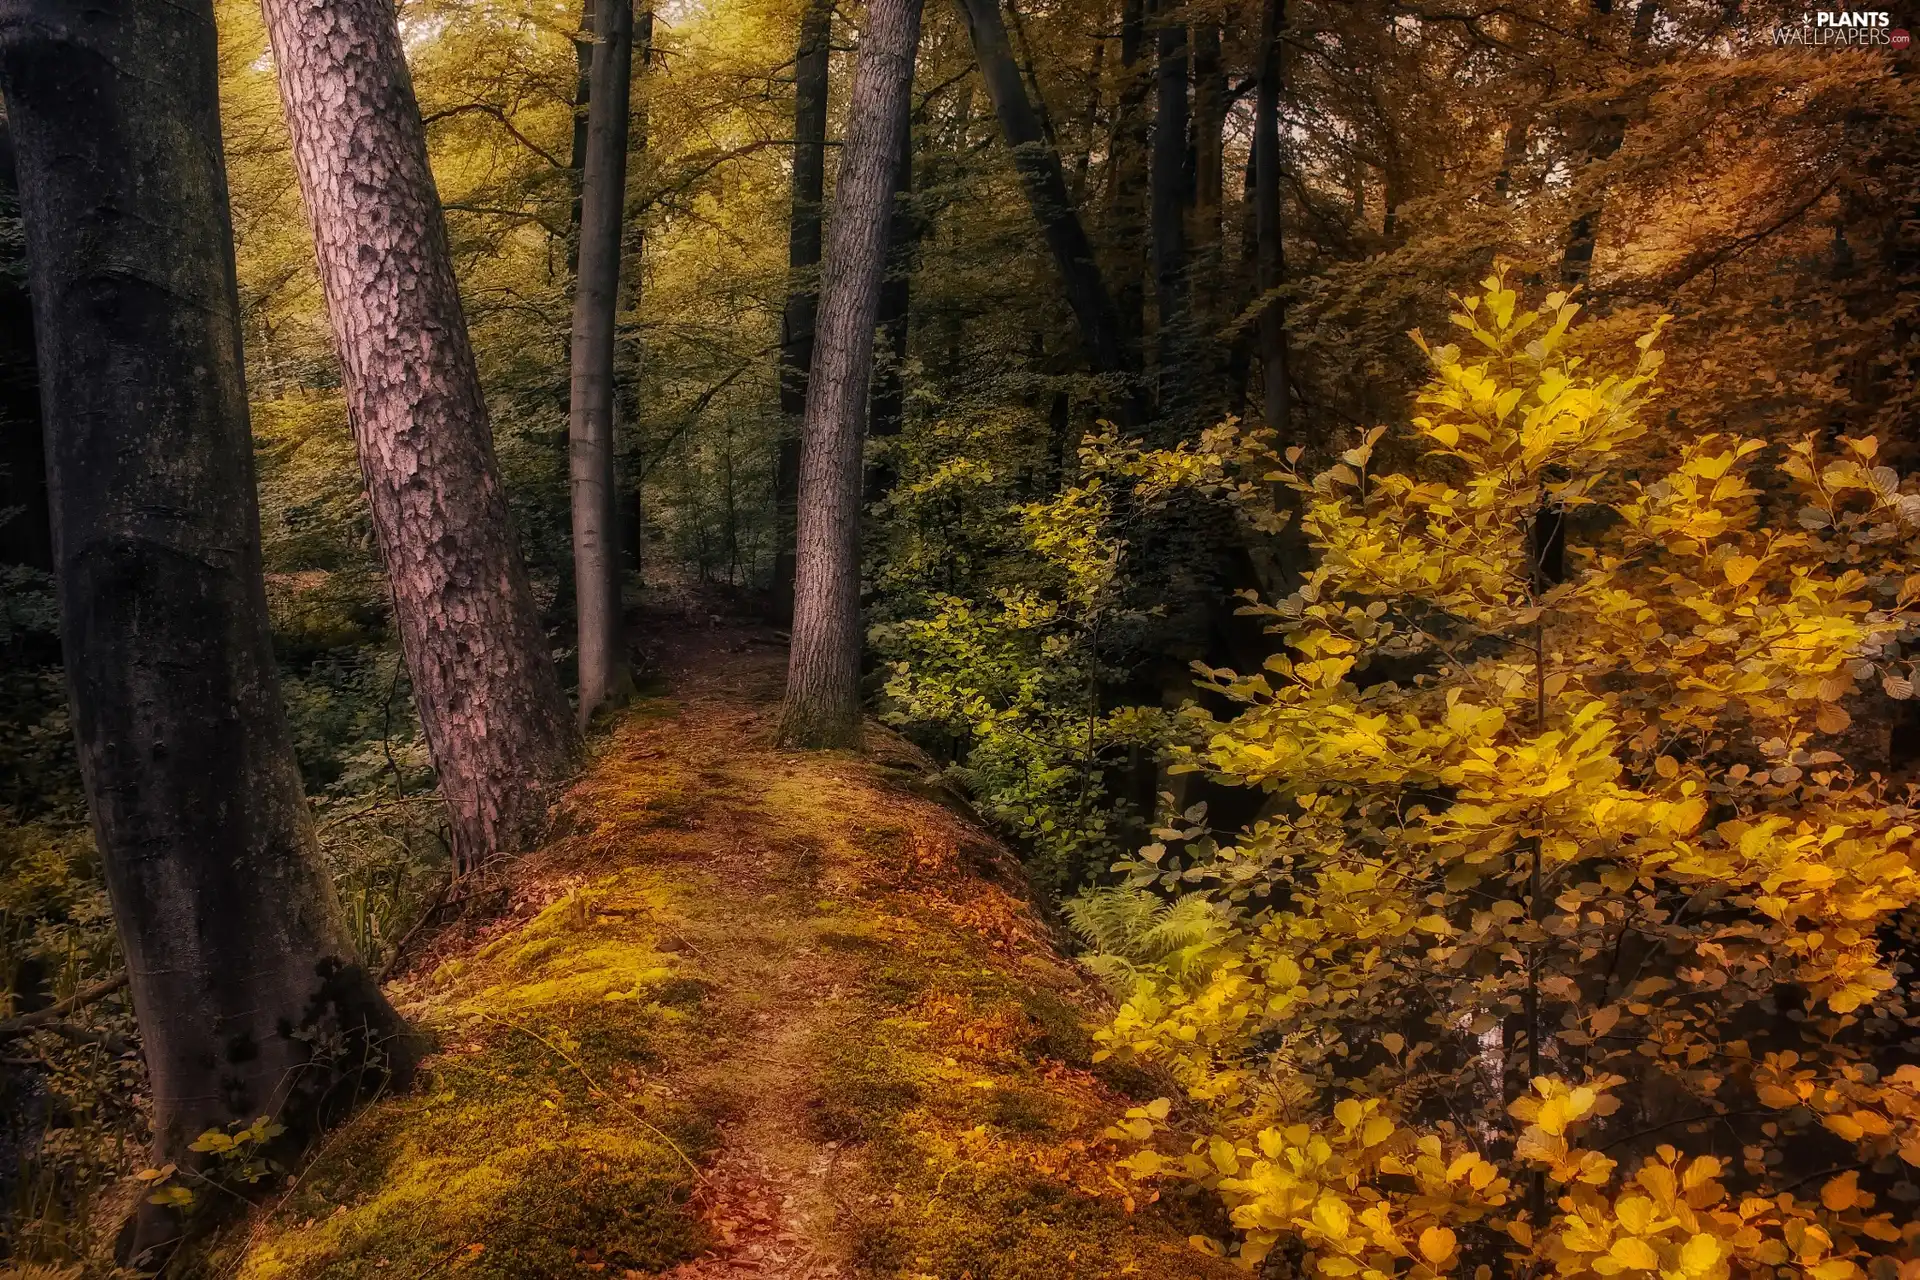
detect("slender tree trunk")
[260,0,581,874]
[953,0,1137,406]
[1149,3,1189,425]
[779,0,924,749]
[772,0,834,623]
[1190,23,1224,301]
[0,120,49,573]
[1253,0,1291,440]
[567,0,595,275]
[571,0,635,728]
[1108,0,1149,367]
[1559,0,1657,285]
[619,7,655,575]
[0,2,418,1261]
[867,106,918,504]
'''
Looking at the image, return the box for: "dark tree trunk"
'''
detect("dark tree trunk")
[0,1,418,1261]
[1559,0,1658,285]
[953,0,1137,410]
[567,0,594,274]
[779,0,924,749]
[1253,0,1291,441]
[619,6,655,576]
[772,0,833,623]
[1149,4,1189,425]
[1108,0,1149,367]
[0,119,49,573]
[1190,23,1225,310]
[260,0,582,875]
[867,106,918,504]
[571,0,635,727]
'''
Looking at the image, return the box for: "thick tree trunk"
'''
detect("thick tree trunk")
[1149,5,1189,425]
[571,0,635,728]
[779,0,924,749]
[0,119,49,573]
[260,0,581,875]
[952,0,1136,406]
[0,1,418,1261]
[1253,0,1291,441]
[772,0,833,623]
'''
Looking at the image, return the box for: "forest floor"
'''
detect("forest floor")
[190,611,1240,1280]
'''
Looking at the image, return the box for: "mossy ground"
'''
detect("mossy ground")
[195,626,1237,1279]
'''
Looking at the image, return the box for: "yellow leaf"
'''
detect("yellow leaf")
[1679,1234,1723,1277]
[1607,1237,1661,1271]
[1420,1226,1457,1263]
[1822,1112,1865,1142]
[1721,555,1760,587]
[1335,1098,1364,1130]
[1821,1172,1860,1211]
[1810,1262,1859,1280]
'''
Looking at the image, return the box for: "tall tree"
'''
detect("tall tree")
[1108,0,1150,368]
[772,0,834,624]
[571,0,636,727]
[1252,0,1291,440]
[954,0,1136,403]
[1148,0,1189,423]
[260,0,581,875]
[567,0,595,275]
[779,0,925,748]
[1558,0,1660,285]
[0,0,416,1260]
[867,104,919,502]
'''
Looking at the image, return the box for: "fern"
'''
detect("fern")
[1065,887,1230,994]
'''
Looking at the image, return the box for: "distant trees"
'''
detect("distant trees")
[0,0,416,1259]
[778,0,925,748]
[571,0,638,727]
[0,118,46,573]
[260,0,581,873]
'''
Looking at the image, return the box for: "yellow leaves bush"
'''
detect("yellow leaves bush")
[1076,273,1920,1275]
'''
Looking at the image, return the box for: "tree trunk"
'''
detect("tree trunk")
[952,0,1137,409]
[571,0,635,728]
[1559,0,1658,285]
[779,0,924,749]
[1190,22,1225,307]
[260,0,582,875]
[619,6,655,576]
[0,1,418,1261]
[1253,0,1291,441]
[0,119,49,573]
[772,0,834,623]
[1108,0,1149,367]
[867,105,918,504]
[1149,4,1189,425]
[567,0,594,275]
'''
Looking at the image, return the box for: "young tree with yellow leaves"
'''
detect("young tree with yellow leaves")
[1077,273,1920,1277]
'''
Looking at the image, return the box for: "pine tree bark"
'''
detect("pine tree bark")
[260,0,581,875]
[1253,0,1291,441]
[953,0,1137,407]
[779,0,924,749]
[0,1,418,1259]
[772,0,833,624]
[867,106,918,504]
[571,0,635,727]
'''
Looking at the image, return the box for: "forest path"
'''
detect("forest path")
[212,615,1240,1280]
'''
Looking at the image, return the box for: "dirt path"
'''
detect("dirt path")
[214,620,1240,1280]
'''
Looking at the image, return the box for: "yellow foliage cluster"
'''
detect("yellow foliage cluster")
[1083,274,1920,1275]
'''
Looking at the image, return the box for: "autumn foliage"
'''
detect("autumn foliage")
[1078,274,1920,1276]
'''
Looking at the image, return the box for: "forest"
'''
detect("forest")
[2,0,1920,1275]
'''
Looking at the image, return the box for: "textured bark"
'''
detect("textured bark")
[953,0,1136,403]
[571,0,635,727]
[0,0,417,1259]
[1253,0,1292,441]
[779,0,924,749]
[618,6,655,576]
[260,0,581,874]
[0,118,48,572]
[771,0,833,623]
[1149,5,1189,425]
